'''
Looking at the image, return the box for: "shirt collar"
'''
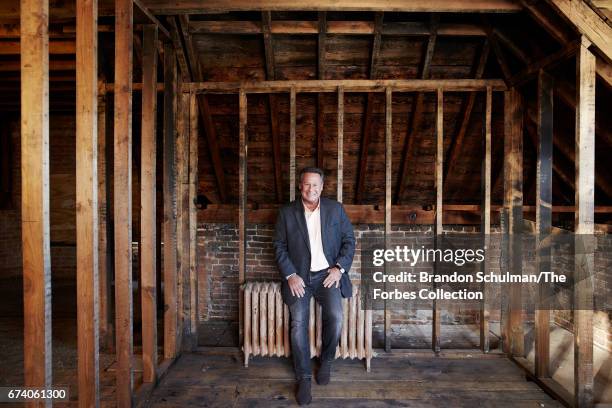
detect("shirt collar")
[302,198,320,213]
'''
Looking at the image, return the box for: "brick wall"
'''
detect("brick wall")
[196,221,611,351]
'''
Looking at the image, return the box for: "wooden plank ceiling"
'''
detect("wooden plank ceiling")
[0,4,611,210]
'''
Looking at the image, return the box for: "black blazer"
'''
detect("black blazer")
[273,197,356,305]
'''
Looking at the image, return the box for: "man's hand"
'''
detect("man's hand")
[288,274,306,297]
[323,267,342,288]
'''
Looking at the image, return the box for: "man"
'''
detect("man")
[273,167,356,405]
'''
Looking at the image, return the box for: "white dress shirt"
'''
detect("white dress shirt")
[303,199,330,272]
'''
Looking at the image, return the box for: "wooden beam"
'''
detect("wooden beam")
[188,92,199,347]
[509,40,580,87]
[546,0,612,62]
[97,87,114,351]
[188,79,507,94]
[177,15,202,81]
[140,24,158,384]
[113,0,134,403]
[573,38,595,408]
[355,12,383,203]
[337,85,344,202]
[444,39,490,195]
[396,15,439,203]
[316,12,326,169]
[290,87,296,201]
[238,88,247,346]
[534,69,553,379]
[76,0,99,403]
[133,0,170,39]
[20,0,52,399]
[432,88,443,354]
[0,39,75,54]
[163,42,178,360]
[167,16,190,82]
[188,20,487,36]
[141,0,523,14]
[384,86,392,353]
[492,28,530,64]
[261,11,283,202]
[503,88,524,358]
[520,0,572,44]
[480,86,492,353]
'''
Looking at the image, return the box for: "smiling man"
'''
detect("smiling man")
[273,167,356,405]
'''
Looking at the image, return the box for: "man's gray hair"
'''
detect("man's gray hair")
[299,167,325,182]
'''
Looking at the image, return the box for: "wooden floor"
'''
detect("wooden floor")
[146,349,564,407]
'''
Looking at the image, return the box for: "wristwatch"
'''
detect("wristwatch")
[336,264,345,273]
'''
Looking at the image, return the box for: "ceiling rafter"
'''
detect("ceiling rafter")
[355,11,383,204]
[395,14,439,204]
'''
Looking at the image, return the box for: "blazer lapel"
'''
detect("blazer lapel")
[319,198,329,255]
[293,200,311,253]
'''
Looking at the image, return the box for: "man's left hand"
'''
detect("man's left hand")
[323,267,342,288]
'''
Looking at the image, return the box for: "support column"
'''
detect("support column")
[20,0,52,402]
[140,24,158,383]
[238,89,247,344]
[432,88,443,354]
[503,88,524,357]
[113,0,134,404]
[163,42,178,360]
[76,0,99,403]
[535,69,553,378]
[188,92,199,347]
[480,86,492,353]
[384,87,392,352]
[574,37,595,408]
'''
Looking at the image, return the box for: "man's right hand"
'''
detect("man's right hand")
[288,274,306,297]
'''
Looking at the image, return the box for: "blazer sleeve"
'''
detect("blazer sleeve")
[334,204,356,273]
[273,208,299,279]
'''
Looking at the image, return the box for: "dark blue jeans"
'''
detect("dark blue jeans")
[289,269,343,380]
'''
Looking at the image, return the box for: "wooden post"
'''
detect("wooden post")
[20,0,52,401]
[574,38,595,408]
[433,88,443,354]
[289,87,296,201]
[140,24,158,383]
[163,42,178,360]
[535,70,553,378]
[337,86,344,202]
[189,91,199,346]
[503,88,524,357]
[239,88,247,345]
[98,86,114,352]
[176,90,190,349]
[480,86,492,353]
[113,0,134,404]
[384,87,392,352]
[76,0,99,403]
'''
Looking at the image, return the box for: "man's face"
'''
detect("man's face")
[299,172,323,206]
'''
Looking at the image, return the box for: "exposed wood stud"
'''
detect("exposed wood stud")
[432,88,443,354]
[163,42,178,360]
[337,85,344,202]
[480,86,492,354]
[239,88,248,345]
[76,0,99,402]
[140,24,158,384]
[189,92,199,346]
[20,0,53,399]
[534,69,553,379]
[316,12,327,169]
[355,12,383,203]
[503,88,524,358]
[384,86,392,352]
[113,0,134,403]
[290,87,296,201]
[574,39,595,408]
[396,14,439,203]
